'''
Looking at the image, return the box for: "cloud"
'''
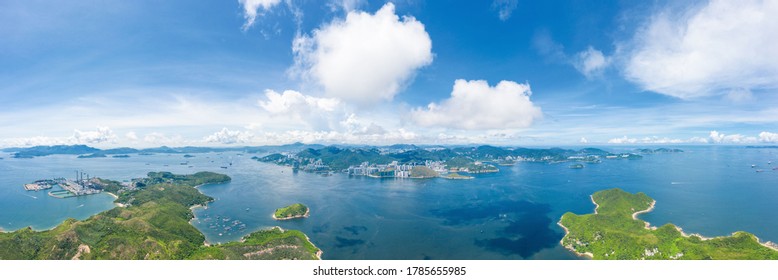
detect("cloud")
[259,89,340,114]
[605,131,777,145]
[0,127,117,147]
[492,0,518,21]
[258,89,342,130]
[574,46,610,79]
[125,131,138,141]
[340,113,387,135]
[239,0,282,30]
[533,32,612,79]
[725,88,754,102]
[608,136,686,144]
[291,3,433,105]
[143,133,183,145]
[411,79,542,130]
[532,30,566,62]
[579,137,589,144]
[204,128,254,144]
[1,136,66,148]
[71,127,116,144]
[607,135,703,144]
[624,0,778,99]
[708,130,755,143]
[759,131,778,143]
[329,0,365,12]
[256,129,417,145]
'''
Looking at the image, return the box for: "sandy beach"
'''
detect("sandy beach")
[590,195,599,214]
[632,200,656,230]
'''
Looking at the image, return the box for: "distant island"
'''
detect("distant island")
[254,145,653,178]
[559,188,778,259]
[77,153,106,158]
[1,143,325,158]
[0,171,321,260]
[273,203,310,220]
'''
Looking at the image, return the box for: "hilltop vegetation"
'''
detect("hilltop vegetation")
[559,188,778,260]
[0,172,321,260]
[190,227,320,260]
[274,203,309,220]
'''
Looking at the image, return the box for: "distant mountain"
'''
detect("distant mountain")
[8,145,100,158]
[2,145,273,158]
[256,145,653,171]
[103,147,140,154]
[2,144,666,161]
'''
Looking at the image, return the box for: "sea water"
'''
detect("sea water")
[1,146,777,259]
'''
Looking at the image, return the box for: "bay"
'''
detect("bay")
[1,146,777,260]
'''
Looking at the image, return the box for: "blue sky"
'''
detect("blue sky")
[1,0,777,147]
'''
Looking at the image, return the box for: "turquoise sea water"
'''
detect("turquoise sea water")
[1,146,777,259]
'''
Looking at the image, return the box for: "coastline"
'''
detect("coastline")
[242,226,323,260]
[632,200,656,229]
[559,195,778,258]
[556,221,593,259]
[105,192,127,207]
[273,207,310,221]
[187,183,213,230]
[632,200,777,251]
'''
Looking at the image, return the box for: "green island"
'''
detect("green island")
[273,203,310,220]
[0,171,321,260]
[441,172,474,180]
[559,188,778,260]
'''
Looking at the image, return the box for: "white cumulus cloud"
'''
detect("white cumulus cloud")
[340,113,387,135]
[759,131,778,143]
[239,0,282,30]
[579,137,589,144]
[71,127,116,144]
[258,89,342,130]
[624,0,778,99]
[709,130,757,143]
[0,127,117,147]
[574,46,610,79]
[291,3,433,105]
[608,136,695,144]
[143,132,183,145]
[607,136,638,144]
[125,131,138,141]
[411,79,542,130]
[259,89,340,114]
[1,136,66,148]
[204,128,254,144]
